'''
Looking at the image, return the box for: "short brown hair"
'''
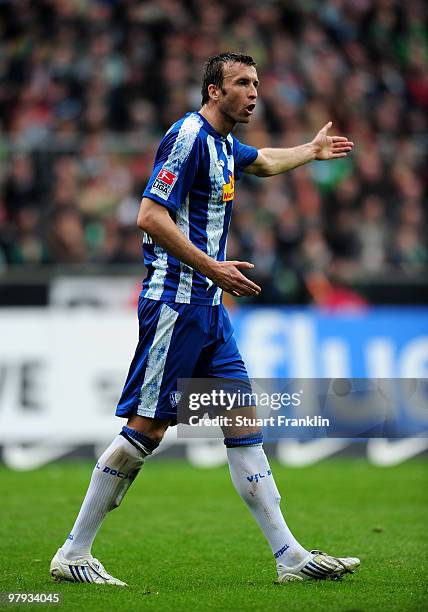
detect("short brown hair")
[201,53,256,105]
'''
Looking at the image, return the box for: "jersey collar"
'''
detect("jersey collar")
[195,112,228,141]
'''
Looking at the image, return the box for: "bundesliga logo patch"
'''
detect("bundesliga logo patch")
[150,167,178,200]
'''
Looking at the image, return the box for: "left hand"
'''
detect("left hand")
[311,121,354,160]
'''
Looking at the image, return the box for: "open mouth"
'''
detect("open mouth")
[245,104,256,115]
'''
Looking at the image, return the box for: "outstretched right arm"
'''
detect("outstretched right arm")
[138,197,261,297]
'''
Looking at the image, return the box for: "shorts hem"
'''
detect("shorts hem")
[137,408,178,420]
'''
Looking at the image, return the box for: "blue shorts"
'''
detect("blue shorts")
[116,297,249,423]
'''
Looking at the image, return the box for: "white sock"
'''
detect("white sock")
[227,443,309,568]
[61,433,146,560]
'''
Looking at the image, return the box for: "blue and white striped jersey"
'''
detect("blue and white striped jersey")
[141,111,258,305]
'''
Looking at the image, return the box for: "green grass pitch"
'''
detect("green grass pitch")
[0,458,427,611]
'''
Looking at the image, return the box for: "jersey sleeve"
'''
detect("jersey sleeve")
[143,118,201,213]
[232,136,258,180]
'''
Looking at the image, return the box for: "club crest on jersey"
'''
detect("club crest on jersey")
[150,167,178,200]
[223,173,234,202]
[170,391,182,407]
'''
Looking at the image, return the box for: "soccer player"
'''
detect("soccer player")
[51,53,359,585]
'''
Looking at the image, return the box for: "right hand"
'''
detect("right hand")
[209,261,261,297]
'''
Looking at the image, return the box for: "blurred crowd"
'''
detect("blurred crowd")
[0,0,427,303]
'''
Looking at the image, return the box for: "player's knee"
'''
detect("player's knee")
[145,429,165,445]
[126,415,170,446]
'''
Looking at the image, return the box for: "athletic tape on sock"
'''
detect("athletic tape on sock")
[120,426,160,455]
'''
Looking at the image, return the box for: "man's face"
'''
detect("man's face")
[216,62,259,124]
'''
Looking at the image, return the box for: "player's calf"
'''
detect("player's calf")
[225,432,310,569]
[51,426,161,585]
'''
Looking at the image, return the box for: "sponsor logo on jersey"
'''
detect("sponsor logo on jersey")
[223,173,234,201]
[150,167,178,200]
